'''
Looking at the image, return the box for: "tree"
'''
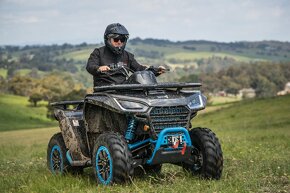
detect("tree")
[40,73,74,102]
[251,75,277,98]
[28,92,43,107]
[28,81,45,107]
[60,89,87,101]
[7,66,16,79]
[0,75,7,93]
[28,68,40,78]
[8,75,35,96]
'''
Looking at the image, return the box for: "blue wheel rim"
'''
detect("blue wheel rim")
[96,146,113,185]
[50,145,63,174]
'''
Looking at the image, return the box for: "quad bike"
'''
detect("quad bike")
[47,66,223,185]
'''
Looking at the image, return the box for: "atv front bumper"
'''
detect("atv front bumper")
[129,127,194,165]
[147,127,193,165]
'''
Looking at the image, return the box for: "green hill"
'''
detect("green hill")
[1,39,290,86]
[192,95,290,192]
[192,95,290,131]
[165,51,264,62]
[0,94,56,131]
[55,40,290,63]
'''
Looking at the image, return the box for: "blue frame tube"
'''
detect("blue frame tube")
[128,138,150,150]
[127,127,192,165]
[66,150,73,165]
[146,127,192,164]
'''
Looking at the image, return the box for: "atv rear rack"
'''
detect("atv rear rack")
[50,100,84,110]
[94,83,202,92]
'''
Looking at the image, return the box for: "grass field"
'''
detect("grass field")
[0,95,289,192]
[0,68,7,78]
[210,96,241,105]
[0,94,56,131]
[57,44,190,62]
[59,48,93,61]
[165,52,265,62]
[57,43,267,65]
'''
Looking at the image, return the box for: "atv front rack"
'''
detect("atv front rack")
[94,83,202,92]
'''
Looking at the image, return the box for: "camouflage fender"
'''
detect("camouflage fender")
[55,109,90,162]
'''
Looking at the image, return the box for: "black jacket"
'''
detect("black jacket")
[86,46,146,87]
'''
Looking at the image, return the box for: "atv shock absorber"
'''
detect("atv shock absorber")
[125,117,137,142]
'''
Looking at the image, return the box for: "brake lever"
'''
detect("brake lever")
[103,66,133,77]
[121,66,130,77]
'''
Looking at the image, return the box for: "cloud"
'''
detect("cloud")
[1,14,41,24]
[0,0,289,45]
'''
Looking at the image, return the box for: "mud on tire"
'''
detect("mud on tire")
[47,132,83,175]
[183,127,223,179]
[47,133,71,174]
[92,132,133,185]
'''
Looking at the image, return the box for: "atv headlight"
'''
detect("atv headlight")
[116,99,149,112]
[187,94,206,110]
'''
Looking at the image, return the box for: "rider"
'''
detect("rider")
[86,23,165,87]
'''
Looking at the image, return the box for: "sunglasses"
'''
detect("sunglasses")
[112,37,127,43]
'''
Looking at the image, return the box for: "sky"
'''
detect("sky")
[0,0,290,45]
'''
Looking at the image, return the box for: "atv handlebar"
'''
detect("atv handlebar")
[100,65,170,76]
[100,65,134,77]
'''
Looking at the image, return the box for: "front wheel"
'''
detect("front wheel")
[92,133,133,185]
[183,128,223,179]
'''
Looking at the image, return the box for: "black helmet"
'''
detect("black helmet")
[104,23,129,55]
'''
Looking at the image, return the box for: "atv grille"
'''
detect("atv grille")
[150,106,190,135]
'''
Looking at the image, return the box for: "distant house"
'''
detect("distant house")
[277,82,290,96]
[286,82,290,91]
[238,88,256,98]
[217,91,227,97]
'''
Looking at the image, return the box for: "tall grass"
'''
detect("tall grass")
[0,95,289,192]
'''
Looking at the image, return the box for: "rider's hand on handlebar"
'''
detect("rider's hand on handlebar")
[157,66,166,74]
[98,66,111,72]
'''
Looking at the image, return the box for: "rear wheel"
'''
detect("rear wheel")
[47,133,83,175]
[183,128,223,179]
[47,133,70,174]
[92,133,133,185]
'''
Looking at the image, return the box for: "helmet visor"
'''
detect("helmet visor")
[107,34,128,43]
